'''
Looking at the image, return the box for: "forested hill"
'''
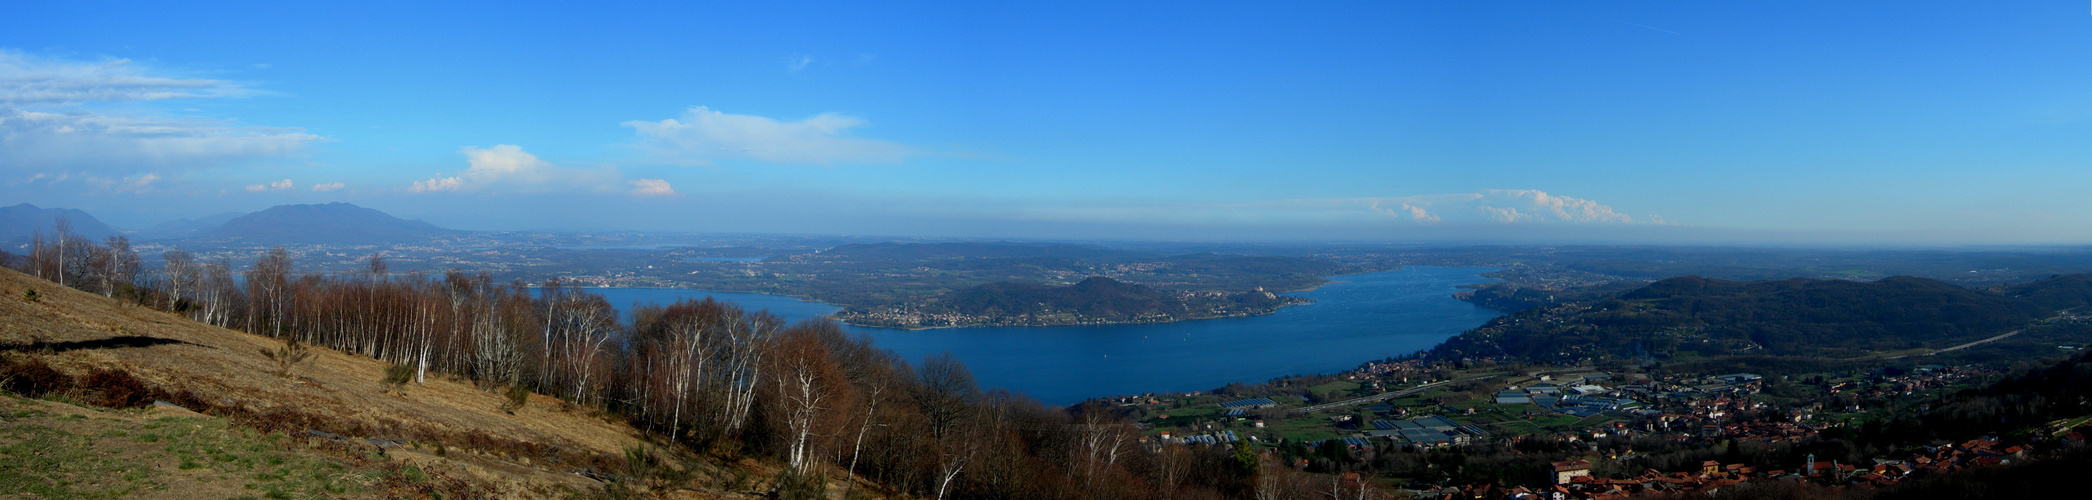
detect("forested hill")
[1432,274,2089,362]
[838,276,1303,327]
[949,277,1186,318]
[1999,273,2092,313]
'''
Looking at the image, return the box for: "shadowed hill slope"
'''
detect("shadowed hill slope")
[1999,273,2092,314]
[1619,275,2046,352]
[1433,274,2064,361]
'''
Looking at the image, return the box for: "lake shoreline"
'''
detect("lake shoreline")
[834,297,1319,331]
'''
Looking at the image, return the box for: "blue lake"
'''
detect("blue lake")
[583,266,1502,405]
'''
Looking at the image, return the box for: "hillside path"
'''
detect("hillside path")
[1929,330,2020,355]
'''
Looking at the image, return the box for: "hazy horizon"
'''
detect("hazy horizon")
[6,3,2089,245]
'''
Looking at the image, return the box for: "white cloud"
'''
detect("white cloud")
[460,145,556,184]
[787,54,815,73]
[409,145,620,194]
[245,178,293,192]
[310,182,345,192]
[628,179,675,196]
[623,106,911,166]
[0,50,320,174]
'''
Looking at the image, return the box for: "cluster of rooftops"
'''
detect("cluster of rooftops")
[1496,372,1768,418]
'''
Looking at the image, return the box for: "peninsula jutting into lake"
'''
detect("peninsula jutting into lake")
[834,276,1310,328]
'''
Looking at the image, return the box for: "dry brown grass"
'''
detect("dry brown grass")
[0,268,729,498]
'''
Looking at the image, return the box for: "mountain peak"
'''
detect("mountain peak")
[195,203,458,245]
[0,204,122,250]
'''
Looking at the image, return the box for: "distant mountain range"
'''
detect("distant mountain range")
[0,203,122,251]
[191,203,460,245]
[1,202,460,249]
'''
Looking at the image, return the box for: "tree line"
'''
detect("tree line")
[7,222,1367,499]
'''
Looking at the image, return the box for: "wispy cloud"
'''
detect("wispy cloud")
[623,106,911,166]
[87,173,158,193]
[786,54,816,73]
[310,182,344,192]
[0,50,248,104]
[1621,21,1682,35]
[0,50,320,175]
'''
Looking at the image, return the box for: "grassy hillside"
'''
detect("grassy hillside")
[1,396,432,498]
[0,266,757,498]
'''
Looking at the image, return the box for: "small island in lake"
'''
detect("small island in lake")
[836,276,1310,329]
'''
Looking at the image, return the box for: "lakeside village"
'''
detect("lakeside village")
[1102,359,2090,498]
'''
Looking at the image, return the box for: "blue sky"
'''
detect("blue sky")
[3,2,2090,244]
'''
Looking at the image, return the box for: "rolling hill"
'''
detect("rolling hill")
[1432,274,2087,362]
[1999,273,2092,313]
[947,276,1187,318]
